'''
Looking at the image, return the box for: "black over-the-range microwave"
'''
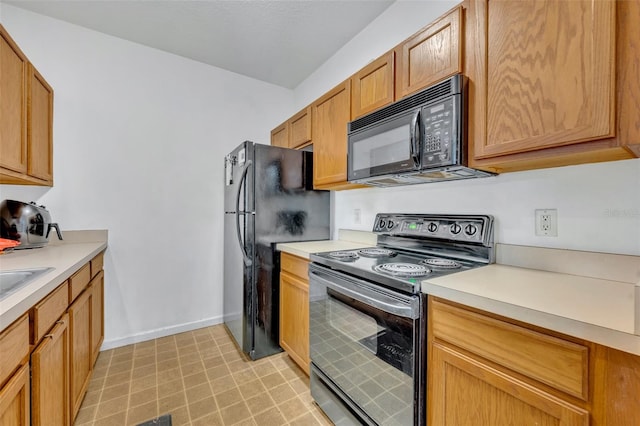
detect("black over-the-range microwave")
[347,74,495,186]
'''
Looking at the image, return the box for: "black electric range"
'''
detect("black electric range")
[310,213,495,295]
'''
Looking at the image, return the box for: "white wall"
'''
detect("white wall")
[293,0,640,256]
[0,4,294,348]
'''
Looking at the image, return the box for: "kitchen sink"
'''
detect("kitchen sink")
[0,267,54,301]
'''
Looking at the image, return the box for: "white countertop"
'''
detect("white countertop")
[0,230,108,331]
[277,229,376,259]
[422,244,640,356]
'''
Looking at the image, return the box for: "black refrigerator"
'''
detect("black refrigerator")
[223,141,330,360]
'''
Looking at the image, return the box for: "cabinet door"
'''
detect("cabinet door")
[429,342,589,426]
[31,314,69,426]
[90,271,104,366]
[27,63,53,184]
[0,363,30,426]
[470,0,615,160]
[68,289,92,421]
[0,25,28,175]
[279,271,309,375]
[395,6,462,99]
[271,122,288,147]
[351,51,395,119]
[289,106,312,149]
[312,80,352,189]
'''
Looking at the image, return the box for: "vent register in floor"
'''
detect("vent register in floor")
[74,324,331,425]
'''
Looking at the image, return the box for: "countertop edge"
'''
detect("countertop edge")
[422,282,640,357]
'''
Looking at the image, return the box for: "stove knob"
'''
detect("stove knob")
[379,219,386,229]
[450,223,462,235]
[387,220,394,229]
[464,224,478,236]
[427,222,438,233]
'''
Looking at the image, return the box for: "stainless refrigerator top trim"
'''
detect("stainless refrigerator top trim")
[235,159,253,266]
[309,264,419,319]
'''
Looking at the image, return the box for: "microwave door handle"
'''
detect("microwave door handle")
[410,110,421,168]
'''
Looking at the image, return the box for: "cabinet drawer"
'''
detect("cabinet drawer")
[0,314,30,388]
[280,252,309,280]
[90,252,104,278]
[431,299,589,400]
[32,281,69,343]
[69,263,90,303]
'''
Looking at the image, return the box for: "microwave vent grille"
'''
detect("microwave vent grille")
[349,74,461,132]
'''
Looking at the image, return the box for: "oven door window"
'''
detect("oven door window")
[310,287,415,426]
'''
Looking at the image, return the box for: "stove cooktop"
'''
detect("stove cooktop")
[311,246,486,294]
[310,213,495,295]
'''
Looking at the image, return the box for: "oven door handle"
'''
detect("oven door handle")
[309,268,419,319]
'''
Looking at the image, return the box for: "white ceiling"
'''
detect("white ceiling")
[3,0,395,89]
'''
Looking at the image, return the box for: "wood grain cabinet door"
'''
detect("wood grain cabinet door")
[395,6,462,99]
[470,0,616,160]
[351,51,395,119]
[90,271,105,366]
[0,363,30,426]
[288,106,312,149]
[0,25,28,175]
[312,80,351,189]
[68,289,93,422]
[279,270,310,375]
[27,63,54,185]
[31,314,70,426]
[429,342,589,426]
[271,121,288,147]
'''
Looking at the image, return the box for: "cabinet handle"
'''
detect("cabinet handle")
[44,334,54,339]
[56,320,65,325]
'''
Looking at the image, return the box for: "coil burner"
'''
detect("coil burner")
[327,251,359,262]
[373,263,430,277]
[420,258,462,269]
[357,248,397,258]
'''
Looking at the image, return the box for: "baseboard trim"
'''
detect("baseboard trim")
[100,315,224,350]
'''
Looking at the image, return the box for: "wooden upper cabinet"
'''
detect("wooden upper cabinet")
[288,106,312,149]
[0,24,54,186]
[27,64,53,184]
[271,106,312,149]
[0,25,28,176]
[351,51,395,119]
[395,6,462,99]
[270,121,288,148]
[312,80,353,189]
[465,0,639,172]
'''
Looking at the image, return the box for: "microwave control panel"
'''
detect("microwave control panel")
[422,96,459,167]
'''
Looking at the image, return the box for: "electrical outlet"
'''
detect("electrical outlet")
[535,209,558,236]
[353,208,362,225]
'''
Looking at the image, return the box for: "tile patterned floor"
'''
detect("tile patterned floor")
[74,324,333,426]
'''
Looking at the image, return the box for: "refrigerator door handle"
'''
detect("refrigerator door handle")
[235,160,253,266]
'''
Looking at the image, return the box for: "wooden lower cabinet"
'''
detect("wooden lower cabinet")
[0,252,104,426]
[0,364,30,426]
[428,297,640,425]
[69,289,93,421]
[279,252,310,374]
[31,314,69,426]
[430,342,588,425]
[90,271,105,366]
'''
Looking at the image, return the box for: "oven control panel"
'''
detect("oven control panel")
[373,213,493,245]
